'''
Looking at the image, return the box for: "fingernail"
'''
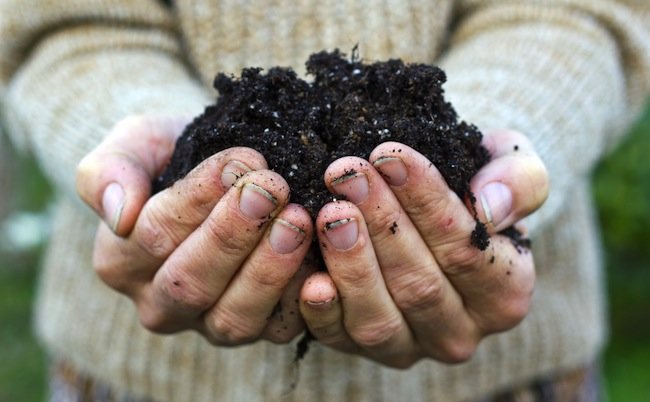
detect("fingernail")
[324,218,358,250]
[306,297,336,310]
[331,172,369,204]
[240,183,277,219]
[102,182,125,232]
[480,182,512,226]
[269,219,305,254]
[373,157,407,186]
[221,160,251,188]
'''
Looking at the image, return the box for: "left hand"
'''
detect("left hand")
[299,129,549,368]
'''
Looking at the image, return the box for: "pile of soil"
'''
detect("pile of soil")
[155,50,493,248]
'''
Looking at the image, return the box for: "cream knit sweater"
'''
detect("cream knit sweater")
[1,1,649,401]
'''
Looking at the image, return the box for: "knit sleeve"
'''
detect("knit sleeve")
[439,0,650,236]
[0,0,211,202]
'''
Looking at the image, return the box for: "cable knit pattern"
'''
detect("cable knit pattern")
[1,1,649,401]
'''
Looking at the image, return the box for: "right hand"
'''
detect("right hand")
[76,115,314,345]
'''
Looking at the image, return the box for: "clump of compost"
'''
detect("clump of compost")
[155,49,493,248]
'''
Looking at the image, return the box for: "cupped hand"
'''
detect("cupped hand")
[76,115,314,345]
[299,129,549,368]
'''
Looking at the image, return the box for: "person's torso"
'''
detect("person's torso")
[173,0,454,85]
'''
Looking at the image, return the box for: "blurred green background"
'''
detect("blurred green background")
[1,106,649,401]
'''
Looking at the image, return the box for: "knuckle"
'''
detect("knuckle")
[436,243,483,273]
[135,294,188,335]
[247,262,291,291]
[135,207,179,260]
[180,174,221,212]
[403,188,467,237]
[93,243,129,293]
[138,306,171,334]
[349,316,402,349]
[94,260,121,289]
[336,267,378,293]
[367,208,402,240]
[487,296,531,333]
[406,185,448,218]
[435,337,478,364]
[159,272,215,312]
[333,264,379,293]
[477,262,534,333]
[204,216,251,258]
[209,309,258,345]
[391,270,445,315]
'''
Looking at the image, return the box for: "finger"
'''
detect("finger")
[262,242,324,341]
[370,143,534,335]
[369,142,479,253]
[457,229,536,334]
[470,129,549,232]
[325,157,479,362]
[143,170,290,331]
[77,115,189,236]
[316,201,417,367]
[92,147,267,294]
[201,204,313,345]
[261,256,317,344]
[299,272,358,354]
[131,147,266,262]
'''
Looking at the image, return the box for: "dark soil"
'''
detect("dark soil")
[155,49,494,248]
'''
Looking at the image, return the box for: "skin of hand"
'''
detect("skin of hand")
[299,129,549,368]
[76,115,316,345]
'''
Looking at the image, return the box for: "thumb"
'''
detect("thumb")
[76,115,190,236]
[470,129,549,232]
